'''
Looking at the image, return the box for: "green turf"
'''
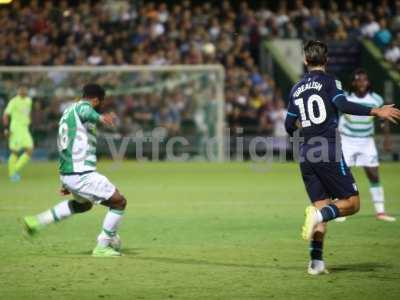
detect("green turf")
[1,161,399,299]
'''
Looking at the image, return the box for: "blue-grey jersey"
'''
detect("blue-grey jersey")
[286,70,345,143]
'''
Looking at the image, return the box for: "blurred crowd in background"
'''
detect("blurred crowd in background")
[0,0,400,141]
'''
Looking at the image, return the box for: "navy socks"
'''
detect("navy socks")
[320,204,340,222]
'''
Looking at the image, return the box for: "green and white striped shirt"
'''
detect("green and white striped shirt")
[58,100,100,174]
[339,92,383,138]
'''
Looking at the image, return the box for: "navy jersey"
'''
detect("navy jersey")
[286,70,344,143]
[284,69,366,201]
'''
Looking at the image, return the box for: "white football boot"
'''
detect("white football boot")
[308,260,329,275]
[334,216,347,222]
[376,213,396,222]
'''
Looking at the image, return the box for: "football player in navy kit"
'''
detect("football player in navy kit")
[285,40,400,275]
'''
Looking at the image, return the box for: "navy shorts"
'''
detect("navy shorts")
[300,142,359,203]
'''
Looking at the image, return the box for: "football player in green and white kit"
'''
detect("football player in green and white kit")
[338,69,395,222]
[23,84,127,257]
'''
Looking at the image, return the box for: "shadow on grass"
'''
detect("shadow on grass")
[132,255,269,269]
[67,249,270,269]
[122,247,143,255]
[330,262,392,273]
[71,248,144,256]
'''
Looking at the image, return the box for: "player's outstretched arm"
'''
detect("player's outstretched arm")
[335,96,400,123]
[371,104,400,124]
[333,95,372,116]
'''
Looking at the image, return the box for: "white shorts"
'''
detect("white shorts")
[60,171,116,204]
[341,135,379,167]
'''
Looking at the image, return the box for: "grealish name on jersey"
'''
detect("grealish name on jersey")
[287,70,343,142]
[339,92,383,138]
[293,81,323,98]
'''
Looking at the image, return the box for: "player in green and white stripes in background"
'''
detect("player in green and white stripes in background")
[23,84,128,257]
[338,69,395,222]
[2,85,34,182]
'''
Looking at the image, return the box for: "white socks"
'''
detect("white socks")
[36,202,125,249]
[369,185,385,214]
[97,209,124,247]
[37,200,73,225]
[315,209,323,223]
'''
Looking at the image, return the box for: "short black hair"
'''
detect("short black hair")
[351,68,369,81]
[351,68,372,92]
[304,40,328,67]
[82,83,105,101]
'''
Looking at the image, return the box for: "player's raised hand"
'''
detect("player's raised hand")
[60,186,71,196]
[100,112,116,127]
[371,104,400,124]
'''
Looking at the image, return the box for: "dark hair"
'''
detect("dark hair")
[82,83,105,101]
[303,40,328,67]
[350,68,372,92]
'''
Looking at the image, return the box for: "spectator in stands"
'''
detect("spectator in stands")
[374,19,392,49]
[361,13,380,39]
[155,105,180,135]
[269,99,288,138]
[2,0,400,140]
[347,17,362,40]
[384,40,400,65]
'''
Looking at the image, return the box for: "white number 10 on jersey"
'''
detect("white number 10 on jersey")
[294,94,327,127]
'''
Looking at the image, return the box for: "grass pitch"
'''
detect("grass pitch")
[1,161,399,299]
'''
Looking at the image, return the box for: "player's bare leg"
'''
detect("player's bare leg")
[364,166,395,222]
[308,199,329,275]
[92,189,127,257]
[23,195,93,236]
[333,197,347,222]
[302,195,360,241]
[333,195,360,215]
